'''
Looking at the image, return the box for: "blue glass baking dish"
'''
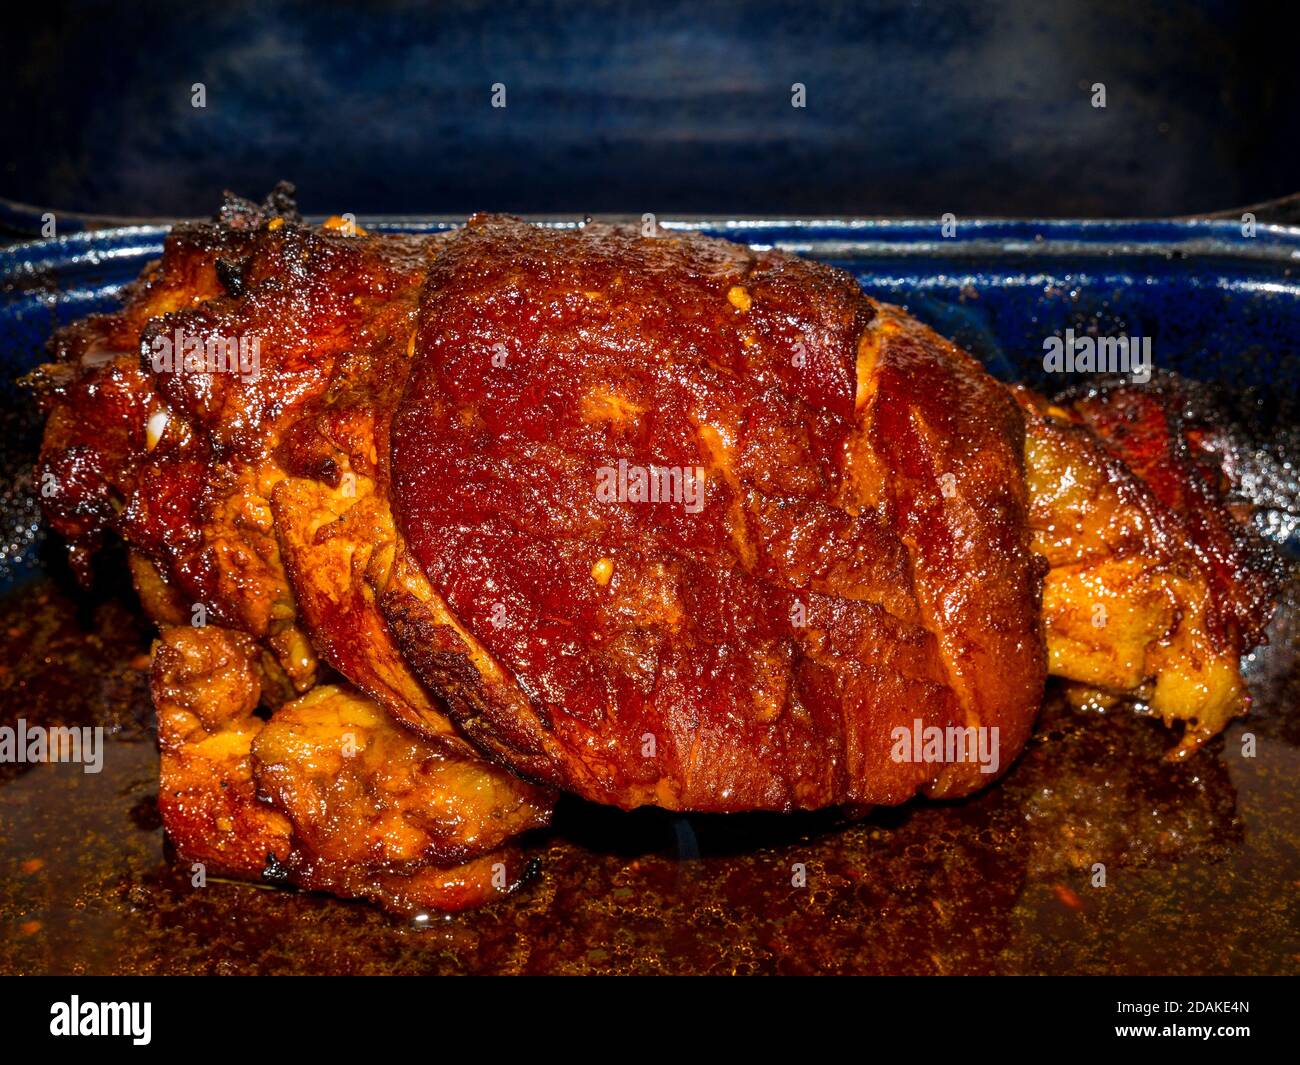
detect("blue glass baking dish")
[4,214,1298,595]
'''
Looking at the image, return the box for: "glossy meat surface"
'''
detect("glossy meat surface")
[28,189,554,912]
[152,625,549,913]
[390,219,1044,808]
[1017,385,1282,751]
[26,189,1280,909]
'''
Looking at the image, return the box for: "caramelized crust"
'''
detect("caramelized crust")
[152,625,550,913]
[27,189,554,913]
[390,217,1044,809]
[151,625,293,876]
[26,191,1280,909]
[1017,384,1282,752]
[1069,379,1279,649]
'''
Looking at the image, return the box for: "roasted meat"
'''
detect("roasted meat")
[25,186,1280,912]
[151,624,548,911]
[1017,385,1279,750]
[387,229,1043,808]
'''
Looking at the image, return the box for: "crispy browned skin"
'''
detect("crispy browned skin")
[1070,379,1278,651]
[26,190,1280,907]
[1016,385,1281,753]
[150,625,293,876]
[27,188,553,913]
[389,220,1044,809]
[152,625,549,913]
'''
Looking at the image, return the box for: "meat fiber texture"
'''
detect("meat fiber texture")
[26,187,1279,910]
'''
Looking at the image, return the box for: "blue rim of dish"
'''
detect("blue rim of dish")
[5,215,1300,282]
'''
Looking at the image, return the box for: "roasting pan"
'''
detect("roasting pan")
[0,215,1297,974]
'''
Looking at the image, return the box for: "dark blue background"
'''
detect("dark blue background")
[5,0,1298,219]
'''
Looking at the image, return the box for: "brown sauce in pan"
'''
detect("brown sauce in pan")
[0,557,1296,975]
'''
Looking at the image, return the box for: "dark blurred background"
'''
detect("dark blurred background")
[4,0,1298,220]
